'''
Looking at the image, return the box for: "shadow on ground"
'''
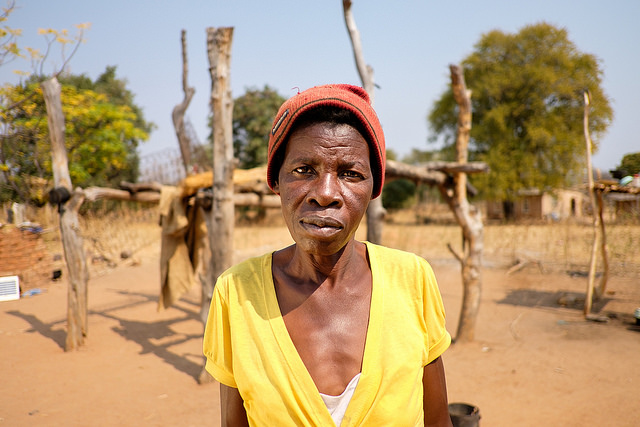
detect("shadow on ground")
[497,289,611,312]
[7,290,205,381]
[98,290,204,380]
[6,310,67,349]
[496,288,640,331]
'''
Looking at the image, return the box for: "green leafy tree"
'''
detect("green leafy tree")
[0,68,152,204]
[382,179,416,210]
[428,22,613,200]
[232,85,285,169]
[617,152,640,176]
[385,148,398,161]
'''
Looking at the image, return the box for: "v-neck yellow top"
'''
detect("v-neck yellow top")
[203,241,451,426]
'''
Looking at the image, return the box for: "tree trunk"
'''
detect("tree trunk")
[200,27,234,383]
[172,29,196,174]
[42,77,90,352]
[342,0,385,244]
[443,64,484,343]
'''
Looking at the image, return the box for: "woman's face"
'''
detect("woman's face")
[274,122,373,257]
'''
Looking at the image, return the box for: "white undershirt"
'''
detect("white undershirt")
[319,373,361,427]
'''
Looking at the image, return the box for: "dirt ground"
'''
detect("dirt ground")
[1,224,639,426]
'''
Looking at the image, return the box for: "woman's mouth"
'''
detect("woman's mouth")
[300,216,343,230]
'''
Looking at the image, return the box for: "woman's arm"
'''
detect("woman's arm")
[423,356,453,427]
[220,384,249,427]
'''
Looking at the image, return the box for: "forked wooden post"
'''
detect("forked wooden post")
[41,77,90,351]
[441,65,484,342]
[172,29,196,173]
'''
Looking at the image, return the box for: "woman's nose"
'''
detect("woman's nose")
[307,173,342,207]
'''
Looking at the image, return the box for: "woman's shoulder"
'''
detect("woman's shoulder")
[364,241,422,263]
[218,252,272,285]
[365,241,434,278]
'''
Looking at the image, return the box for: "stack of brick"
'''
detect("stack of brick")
[0,226,58,291]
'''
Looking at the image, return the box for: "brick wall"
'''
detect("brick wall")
[0,226,58,291]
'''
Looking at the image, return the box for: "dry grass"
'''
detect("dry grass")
[29,204,640,278]
[382,220,640,277]
[236,209,640,278]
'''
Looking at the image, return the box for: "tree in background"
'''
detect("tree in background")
[428,22,613,201]
[382,179,416,210]
[232,85,285,169]
[617,152,640,176]
[381,149,415,210]
[0,68,152,204]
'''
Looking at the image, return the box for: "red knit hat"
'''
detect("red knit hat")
[267,84,386,199]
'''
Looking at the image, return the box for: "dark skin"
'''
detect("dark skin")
[220,123,452,426]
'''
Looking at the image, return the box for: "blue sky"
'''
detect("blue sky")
[3,0,638,172]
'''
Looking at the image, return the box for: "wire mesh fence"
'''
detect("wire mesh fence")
[138,144,211,185]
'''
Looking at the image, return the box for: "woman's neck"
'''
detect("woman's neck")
[279,239,367,289]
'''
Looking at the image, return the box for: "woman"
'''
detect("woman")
[204,84,452,426]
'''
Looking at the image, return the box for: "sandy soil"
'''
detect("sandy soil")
[2,231,639,426]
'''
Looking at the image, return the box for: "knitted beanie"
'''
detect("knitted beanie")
[266,84,386,199]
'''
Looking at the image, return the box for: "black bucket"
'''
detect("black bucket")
[449,402,480,427]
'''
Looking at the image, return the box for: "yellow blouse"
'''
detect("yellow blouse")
[203,241,451,426]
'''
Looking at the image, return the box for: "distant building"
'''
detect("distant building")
[608,192,640,220]
[485,188,585,221]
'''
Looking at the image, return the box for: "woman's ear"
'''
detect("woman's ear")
[272,180,280,195]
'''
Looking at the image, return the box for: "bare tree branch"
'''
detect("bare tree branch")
[172,29,196,172]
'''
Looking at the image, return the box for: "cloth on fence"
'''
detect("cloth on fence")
[158,185,209,310]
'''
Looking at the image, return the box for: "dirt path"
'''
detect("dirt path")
[2,243,639,426]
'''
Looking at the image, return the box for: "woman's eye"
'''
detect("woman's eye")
[342,170,362,178]
[294,166,312,174]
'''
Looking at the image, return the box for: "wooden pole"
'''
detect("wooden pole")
[206,26,235,281]
[200,26,234,383]
[386,159,446,186]
[595,189,609,298]
[583,91,598,315]
[342,0,385,244]
[82,186,281,208]
[41,77,90,351]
